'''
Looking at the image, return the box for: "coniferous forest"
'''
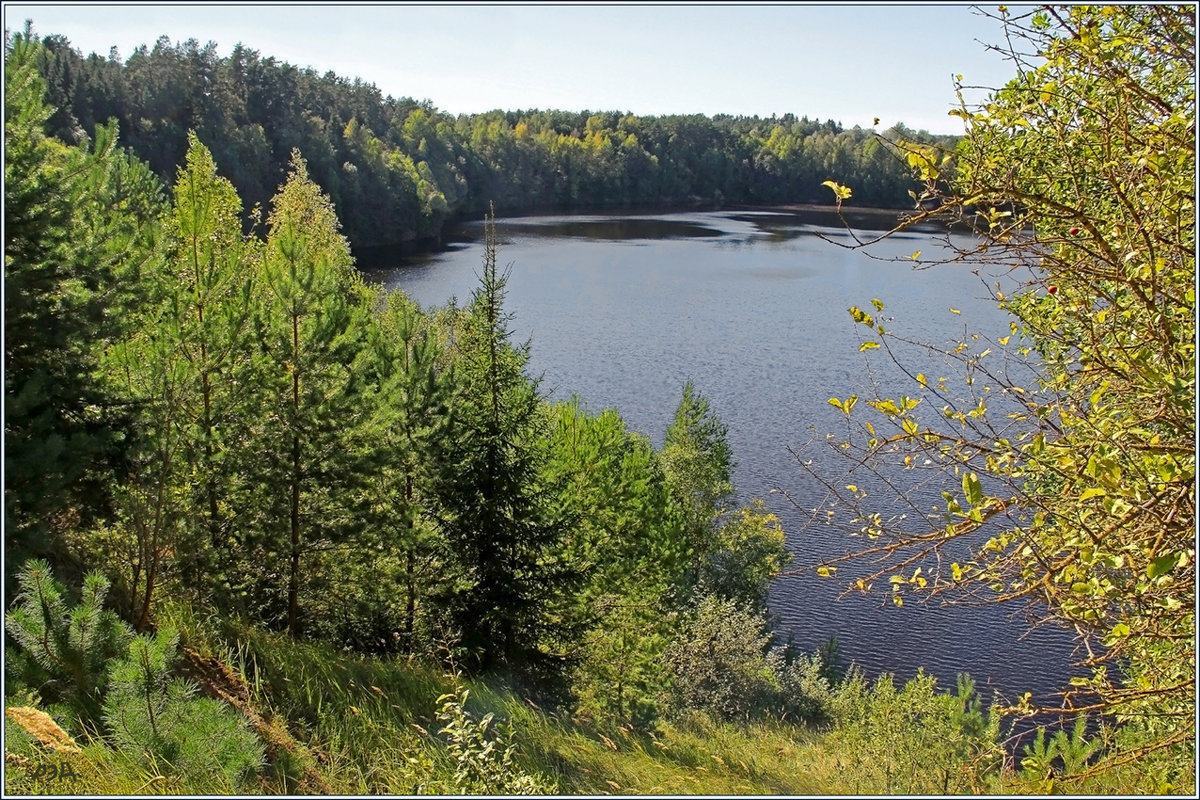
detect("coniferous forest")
[4,7,1195,796]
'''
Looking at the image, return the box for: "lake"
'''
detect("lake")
[360,207,1081,711]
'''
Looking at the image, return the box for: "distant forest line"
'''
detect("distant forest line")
[30,31,957,255]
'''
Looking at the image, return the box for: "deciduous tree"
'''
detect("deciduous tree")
[803,6,1193,787]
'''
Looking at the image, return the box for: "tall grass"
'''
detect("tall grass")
[9,600,1178,795]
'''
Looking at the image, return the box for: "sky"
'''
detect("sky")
[3,2,1026,135]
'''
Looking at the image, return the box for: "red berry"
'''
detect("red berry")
[1068,227,1080,236]
[1048,285,1058,294]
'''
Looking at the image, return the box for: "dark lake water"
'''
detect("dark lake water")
[361,207,1082,712]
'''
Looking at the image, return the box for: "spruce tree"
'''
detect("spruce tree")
[433,212,571,670]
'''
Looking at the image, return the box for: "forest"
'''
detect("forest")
[28,27,955,255]
[4,6,1195,796]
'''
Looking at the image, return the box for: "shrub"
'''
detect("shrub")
[765,647,836,725]
[435,675,557,795]
[662,596,777,721]
[825,669,1002,794]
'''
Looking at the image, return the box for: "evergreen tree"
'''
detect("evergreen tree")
[4,559,132,726]
[660,381,735,582]
[103,625,265,789]
[433,212,572,670]
[544,400,687,722]
[99,133,261,626]
[4,33,164,582]
[250,150,373,635]
[328,289,454,652]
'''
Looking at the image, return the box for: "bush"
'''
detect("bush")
[765,647,836,725]
[825,669,1002,794]
[435,675,557,795]
[662,596,776,721]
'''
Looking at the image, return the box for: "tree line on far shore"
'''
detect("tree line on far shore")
[29,27,955,254]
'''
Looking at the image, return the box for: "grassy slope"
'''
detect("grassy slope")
[195,613,834,795]
[4,603,841,795]
[7,603,1177,795]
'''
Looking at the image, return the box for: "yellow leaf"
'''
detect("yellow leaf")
[820,180,852,200]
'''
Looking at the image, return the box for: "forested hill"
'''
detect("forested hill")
[31,32,956,255]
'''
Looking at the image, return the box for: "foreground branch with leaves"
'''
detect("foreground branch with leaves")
[799,5,1194,789]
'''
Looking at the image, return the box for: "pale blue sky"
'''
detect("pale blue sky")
[3,2,1026,134]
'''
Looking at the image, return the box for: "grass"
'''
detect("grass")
[6,601,1189,795]
[5,602,832,795]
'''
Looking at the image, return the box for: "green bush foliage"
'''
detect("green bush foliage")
[661,595,833,725]
[435,676,558,795]
[663,596,776,722]
[824,669,1002,794]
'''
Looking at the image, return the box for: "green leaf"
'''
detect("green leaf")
[1147,553,1179,579]
[963,472,983,506]
[859,341,880,351]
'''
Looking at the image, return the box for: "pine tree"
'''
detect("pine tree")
[103,625,265,789]
[102,133,260,627]
[249,150,373,635]
[4,34,164,579]
[349,290,454,652]
[660,381,735,586]
[4,559,132,726]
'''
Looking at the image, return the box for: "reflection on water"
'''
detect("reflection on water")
[361,207,1079,711]
[501,216,725,241]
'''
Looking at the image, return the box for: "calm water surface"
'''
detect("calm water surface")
[361,208,1081,709]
